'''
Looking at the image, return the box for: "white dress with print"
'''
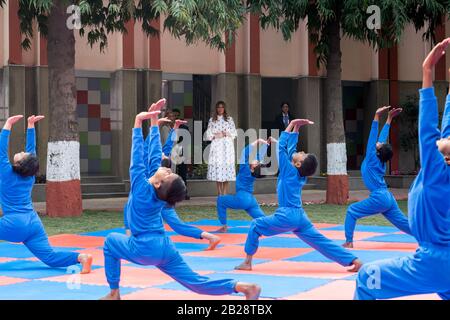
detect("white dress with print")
[205,116,237,182]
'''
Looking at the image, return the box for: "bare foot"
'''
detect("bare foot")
[235,282,261,300]
[347,258,363,273]
[235,262,252,271]
[244,284,261,300]
[205,235,221,251]
[100,290,121,300]
[342,242,354,249]
[78,253,93,274]
[125,229,131,236]
[214,225,228,233]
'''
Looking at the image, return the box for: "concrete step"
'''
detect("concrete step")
[81,182,127,194]
[82,192,129,199]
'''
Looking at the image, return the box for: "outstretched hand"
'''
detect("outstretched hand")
[376,106,390,115]
[3,115,24,130]
[374,106,390,121]
[6,115,24,125]
[147,98,167,113]
[291,119,314,128]
[158,117,172,126]
[423,38,450,71]
[388,108,402,119]
[252,138,269,146]
[27,115,45,128]
[135,111,161,128]
[174,119,188,129]
[267,136,278,144]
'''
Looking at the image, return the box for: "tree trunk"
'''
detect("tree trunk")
[45,0,82,217]
[324,17,349,204]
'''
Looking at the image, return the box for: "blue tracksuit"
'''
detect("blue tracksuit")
[442,94,450,138]
[217,144,267,225]
[123,129,175,229]
[344,121,411,242]
[123,129,204,239]
[0,128,79,267]
[104,126,236,294]
[244,132,357,266]
[355,87,450,300]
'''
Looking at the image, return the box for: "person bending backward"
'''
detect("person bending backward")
[124,103,220,250]
[342,106,412,248]
[0,115,92,273]
[101,99,260,300]
[215,139,269,233]
[354,39,450,300]
[235,119,363,272]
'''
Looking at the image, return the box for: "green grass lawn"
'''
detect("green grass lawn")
[40,201,409,236]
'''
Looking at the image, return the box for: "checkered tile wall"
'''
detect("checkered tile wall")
[168,80,193,127]
[343,86,365,170]
[76,77,112,174]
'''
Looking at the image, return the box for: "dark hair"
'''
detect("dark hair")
[298,154,318,177]
[172,108,181,114]
[156,175,187,206]
[213,101,229,122]
[280,102,290,109]
[251,164,262,178]
[161,157,172,168]
[13,154,39,177]
[377,143,393,163]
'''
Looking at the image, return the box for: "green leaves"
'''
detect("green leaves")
[2,0,448,56]
[246,0,449,67]
[1,0,246,52]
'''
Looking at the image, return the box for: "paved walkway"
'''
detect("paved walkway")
[31,188,409,213]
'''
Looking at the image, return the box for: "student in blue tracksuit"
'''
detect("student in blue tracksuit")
[101,99,261,300]
[235,119,362,271]
[342,106,411,248]
[0,115,92,273]
[123,116,176,235]
[214,139,269,233]
[123,114,221,250]
[355,39,450,300]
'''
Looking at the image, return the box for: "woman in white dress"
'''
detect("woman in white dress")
[205,101,237,195]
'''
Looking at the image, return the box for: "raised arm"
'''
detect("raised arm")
[418,39,450,180]
[239,144,252,165]
[130,108,163,188]
[378,108,402,144]
[422,38,450,89]
[1,116,24,174]
[25,115,44,154]
[162,128,175,157]
[147,124,162,177]
[131,114,154,189]
[278,132,290,175]
[257,142,269,162]
[146,99,167,176]
[366,107,388,156]
[162,119,187,157]
[418,88,446,180]
[378,123,390,144]
[288,119,314,159]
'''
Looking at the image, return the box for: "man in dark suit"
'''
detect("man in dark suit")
[172,108,190,200]
[274,102,294,132]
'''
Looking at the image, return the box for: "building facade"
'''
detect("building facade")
[1,2,449,186]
